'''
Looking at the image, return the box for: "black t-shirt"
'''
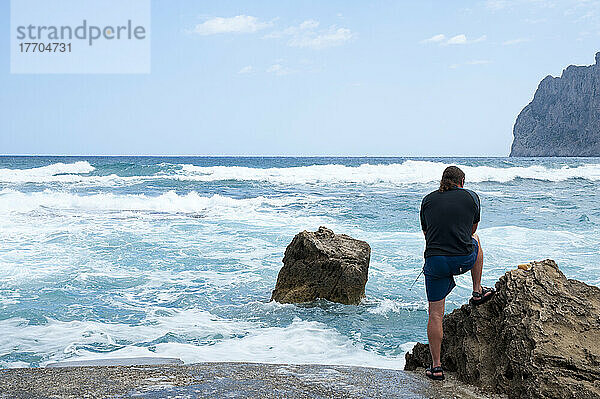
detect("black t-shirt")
[420,187,480,257]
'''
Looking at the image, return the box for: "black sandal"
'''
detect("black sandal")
[425,366,445,381]
[470,286,495,306]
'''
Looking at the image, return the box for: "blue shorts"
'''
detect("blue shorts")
[423,238,479,302]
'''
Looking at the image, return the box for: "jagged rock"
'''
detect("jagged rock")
[510,52,600,156]
[271,226,370,305]
[405,259,600,399]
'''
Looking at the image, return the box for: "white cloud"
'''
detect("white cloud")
[289,27,353,49]
[267,64,293,76]
[485,0,510,10]
[447,34,468,44]
[264,20,320,39]
[421,34,446,43]
[299,20,320,30]
[502,37,530,45]
[193,15,271,35]
[237,65,253,74]
[266,20,354,49]
[421,33,486,45]
[447,34,486,45]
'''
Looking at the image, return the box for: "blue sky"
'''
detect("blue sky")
[1,0,599,156]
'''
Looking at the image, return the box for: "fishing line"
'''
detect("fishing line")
[408,269,423,291]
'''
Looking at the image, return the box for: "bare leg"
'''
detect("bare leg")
[470,233,484,293]
[427,298,445,375]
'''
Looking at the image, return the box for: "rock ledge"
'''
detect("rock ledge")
[405,259,600,399]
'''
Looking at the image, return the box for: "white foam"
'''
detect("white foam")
[0,189,337,236]
[119,318,404,369]
[366,298,426,315]
[172,160,600,184]
[0,312,404,370]
[399,341,418,354]
[0,189,310,215]
[480,225,589,251]
[3,160,600,186]
[0,161,95,183]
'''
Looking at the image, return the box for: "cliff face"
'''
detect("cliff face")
[510,53,600,156]
[405,260,600,399]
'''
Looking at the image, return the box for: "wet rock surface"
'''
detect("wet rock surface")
[405,259,600,399]
[271,226,370,305]
[510,52,600,156]
[0,362,505,399]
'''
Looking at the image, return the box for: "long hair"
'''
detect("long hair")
[439,166,465,192]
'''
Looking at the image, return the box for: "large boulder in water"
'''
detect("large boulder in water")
[405,259,600,399]
[271,227,370,305]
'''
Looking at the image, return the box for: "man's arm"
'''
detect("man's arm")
[420,200,427,235]
[466,189,480,235]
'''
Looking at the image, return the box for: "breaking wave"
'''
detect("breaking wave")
[0,189,335,228]
[0,189,309,214]
[3,160,600,185]
[0,312,405,369]
[172,160,600,184]
[0,161,95,183]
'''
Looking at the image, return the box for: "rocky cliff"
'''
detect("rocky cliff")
[405,259,600,399]
[510,53,600,156]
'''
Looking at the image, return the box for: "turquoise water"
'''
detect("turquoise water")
[1,156,599,369]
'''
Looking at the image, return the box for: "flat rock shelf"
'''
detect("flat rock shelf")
[0,361,506,399]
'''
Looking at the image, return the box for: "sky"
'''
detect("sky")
[1,0,600,156]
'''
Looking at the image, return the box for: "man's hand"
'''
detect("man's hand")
[472,223,478,235]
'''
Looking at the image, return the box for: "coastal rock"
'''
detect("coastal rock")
[271,226,370,305]
[0,362,504,399]
[510,52,600,156]
[405,259,600,399]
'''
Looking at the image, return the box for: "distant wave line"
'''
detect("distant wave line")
[0,189,312,214]
[2,160,600,184]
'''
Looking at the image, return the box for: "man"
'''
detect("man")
[419,166,495,381]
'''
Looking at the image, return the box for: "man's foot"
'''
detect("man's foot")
[425,366,445,381]
[470,286,495,306]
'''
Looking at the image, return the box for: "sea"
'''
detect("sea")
[1,156,599,369]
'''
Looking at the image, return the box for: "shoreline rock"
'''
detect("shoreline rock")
[0,361,506,399]
[271,226,370,305]
[405,259,600,399]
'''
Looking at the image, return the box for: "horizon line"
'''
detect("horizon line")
[0,154,512,158]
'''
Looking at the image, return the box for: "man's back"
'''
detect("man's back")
[420,187,480,257]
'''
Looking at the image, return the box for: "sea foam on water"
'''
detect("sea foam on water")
[0,157,599,369]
